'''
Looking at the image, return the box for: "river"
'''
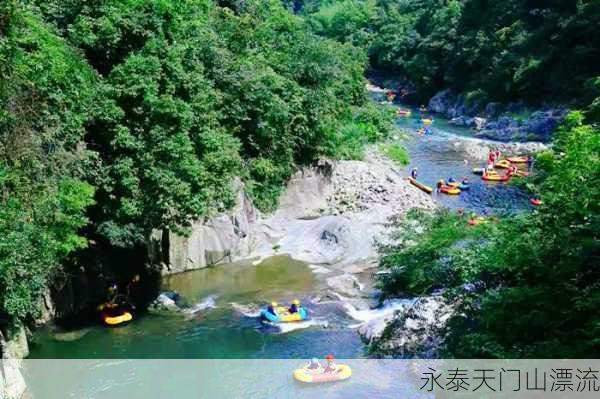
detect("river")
[26,92,536,397]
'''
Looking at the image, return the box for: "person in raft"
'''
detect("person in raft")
[411,167,418,179]
[324,354,338,373]
[436,179,444,193]
[306,358,322,370]
[107,282,119,305]
[289,299,301,313]
[267,301,278,317]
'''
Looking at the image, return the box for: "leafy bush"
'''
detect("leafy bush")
[379,143,409,166]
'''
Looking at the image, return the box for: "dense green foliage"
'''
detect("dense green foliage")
[0,3,96,321]
[378,113,599,357]
[0,0,391,323]
[306,0,600,111]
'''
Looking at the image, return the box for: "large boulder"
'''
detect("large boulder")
[524,109,568,141]
[361,296,454,358]
[470,117,487,131]
[149,180,260,274]
[428,90,456,114]
[148,293,181,313]
[326,274,366,298]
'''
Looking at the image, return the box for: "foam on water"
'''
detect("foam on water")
[344,299,416,328]
[184,295,217,316]
[275,318,329,334]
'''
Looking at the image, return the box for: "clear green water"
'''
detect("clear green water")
[29,256,364,359]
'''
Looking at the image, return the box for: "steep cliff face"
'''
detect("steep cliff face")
[154,150,435,275]
[149,184,260,275]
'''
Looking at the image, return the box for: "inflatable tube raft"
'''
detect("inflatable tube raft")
[510,169,530,177]
[507,156,530,163]
[494,159,511,169]
[260,307,308,323]
[396,109,411,117]
[421,118,433,125]
[408,177,433,194]
[293,365,352,383]
[100,305,133,326]
[530,198,542,206]
[440,185,460,195]
[482,173,509,182]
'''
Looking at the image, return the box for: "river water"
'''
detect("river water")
[30,256,363,359]
[26,93,536,397]
[390,103,533,214]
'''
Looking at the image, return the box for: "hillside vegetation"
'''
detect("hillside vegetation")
[307,0,600,111]
[0,0,393,325]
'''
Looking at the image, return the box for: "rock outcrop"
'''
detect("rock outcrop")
[429,89,567,142]
[358,295,454,358]
[153,147,436,275]
[148,180,260,275]
[1,324,28,399]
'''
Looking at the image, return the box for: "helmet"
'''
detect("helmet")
[311,358,319,364]
[292,299,300,305]
[271,301,278,307]
[325,354,335,361]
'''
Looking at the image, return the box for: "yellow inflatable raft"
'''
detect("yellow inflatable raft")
[482,172,509,182]
[103,311,133,326]
[421,118,433,125]
[494,159,511,169]
[507,156,530,163]
[440,185,460,195]
[261,306,308,323]
[408,177,433,194]
[293,365,352,383]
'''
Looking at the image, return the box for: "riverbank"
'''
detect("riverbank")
[370,74,567,143]
[154,144,435,309]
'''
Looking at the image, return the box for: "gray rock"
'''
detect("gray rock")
[149,179,260,274]
[483,102,502,118]
[428,90,456,114]
[326,274,365,298]
[470,117,487,131]
[362,296,454,358]
[149,293,180,312]
[52,328,91,342]
[1,324,28,399]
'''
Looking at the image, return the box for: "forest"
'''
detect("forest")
[0,0,392,326]
[1,0,599,359]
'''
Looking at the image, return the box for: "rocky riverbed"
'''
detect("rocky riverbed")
[154,144,435,287]
[428,90,567,142]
